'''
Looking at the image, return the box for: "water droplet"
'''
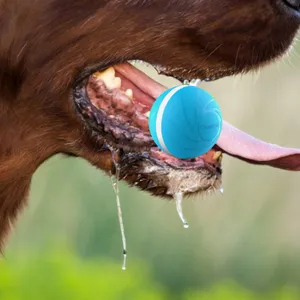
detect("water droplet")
[122,252,127,271]
[174,192,189,229]
[183,222,189,229]
[219,187,224,194]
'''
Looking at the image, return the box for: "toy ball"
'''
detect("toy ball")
[149,85,223,159]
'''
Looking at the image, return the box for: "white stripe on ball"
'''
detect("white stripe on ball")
[156,85,187,155]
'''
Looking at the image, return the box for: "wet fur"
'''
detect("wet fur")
[0,0,299,250]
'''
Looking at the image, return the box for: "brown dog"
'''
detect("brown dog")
[1,0,300,250]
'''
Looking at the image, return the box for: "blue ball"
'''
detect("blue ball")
[149,85,223,159]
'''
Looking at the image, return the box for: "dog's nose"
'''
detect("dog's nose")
[283,0,300,11]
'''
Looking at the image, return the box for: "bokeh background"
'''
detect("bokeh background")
[1,41,300,300]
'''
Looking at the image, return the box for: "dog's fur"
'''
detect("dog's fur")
[0,0,299,249]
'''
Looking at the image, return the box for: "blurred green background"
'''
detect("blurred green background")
[2,41,300,299]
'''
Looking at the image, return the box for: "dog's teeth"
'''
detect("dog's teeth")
[125,89,133,100]
[213,151,222,161]
[94,67,115,79]
[105,67,115,77]
[114,77,122,89]
[104,77,121,90]
[105,77,121,90]
[93,67,122,90]
[144,111,150,118]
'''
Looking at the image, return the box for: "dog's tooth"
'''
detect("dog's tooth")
[102,67,115,78]
[106,78,119,90]
[93,67,121,90]
[113,77,122,89]
[213,151,222,161]
[103,77,121,90]
[94,67,115,79]
[144,111,150,118]
[125,89,133,100]
[93,71,101,79]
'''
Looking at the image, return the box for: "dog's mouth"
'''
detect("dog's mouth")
[73,61,300,197]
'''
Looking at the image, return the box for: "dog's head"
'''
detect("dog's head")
[1,0,300,245]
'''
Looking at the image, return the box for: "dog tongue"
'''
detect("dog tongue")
[216,121,300,171]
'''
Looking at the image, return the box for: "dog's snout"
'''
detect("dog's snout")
[283,0,300,11]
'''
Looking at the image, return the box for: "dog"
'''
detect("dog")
[1,0,300,250]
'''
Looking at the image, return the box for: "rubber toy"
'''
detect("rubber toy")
[149,85,223,159]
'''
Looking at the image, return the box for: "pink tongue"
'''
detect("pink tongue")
[217,121,300,171]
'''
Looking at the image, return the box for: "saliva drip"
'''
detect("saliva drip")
[184,79,201,86]
[174,192,189,229]
[219,187,224,194]
[110,150,127,270]
[190,79,201,86]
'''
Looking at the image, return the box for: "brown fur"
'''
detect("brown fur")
[0,0,299,250]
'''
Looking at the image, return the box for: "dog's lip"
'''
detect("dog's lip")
[278,0,300,18]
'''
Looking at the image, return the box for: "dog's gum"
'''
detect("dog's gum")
[87,76,149,132]
[111,91,133,109]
